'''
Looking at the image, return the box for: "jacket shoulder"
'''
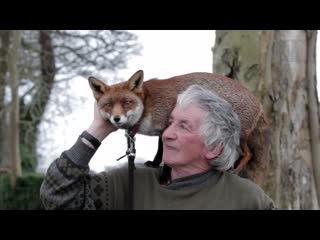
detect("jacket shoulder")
[221,171,275,209]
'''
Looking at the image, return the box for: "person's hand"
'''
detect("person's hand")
[86,102,118,142]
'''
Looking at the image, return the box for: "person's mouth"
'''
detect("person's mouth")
[164,143,178,150]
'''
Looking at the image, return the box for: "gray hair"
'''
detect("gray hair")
[176,85,241,171]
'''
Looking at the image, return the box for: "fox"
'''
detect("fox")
[88,70,271,184]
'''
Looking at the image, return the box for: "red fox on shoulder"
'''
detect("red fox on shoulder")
[88,70,271,184]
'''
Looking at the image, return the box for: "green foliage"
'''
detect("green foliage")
[19,119,37,172]
[0,173,45,209]
[20,142,37,172]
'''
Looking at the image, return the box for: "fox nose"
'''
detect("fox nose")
[113,116,121,123]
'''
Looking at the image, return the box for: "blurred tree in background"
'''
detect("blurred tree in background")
[212,30,320,209]
[0,30,141,209]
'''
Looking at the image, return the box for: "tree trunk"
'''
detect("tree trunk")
[212,30,320,209]
[19,30,56,172]
[0,31,10,169]
[38,30,56,121]
[8,30,22,186]
[306,31,320,204]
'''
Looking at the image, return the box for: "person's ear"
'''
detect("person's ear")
[205,143,224,160]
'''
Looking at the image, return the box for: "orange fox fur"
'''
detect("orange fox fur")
[88,70,271,184]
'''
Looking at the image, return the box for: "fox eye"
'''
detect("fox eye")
[105,102,112,108]
[124,100,133,106]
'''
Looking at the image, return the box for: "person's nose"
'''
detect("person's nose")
[162,123,176,141]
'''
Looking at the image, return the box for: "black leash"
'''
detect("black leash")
[116,129,136,210]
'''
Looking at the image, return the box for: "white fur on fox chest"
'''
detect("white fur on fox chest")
[138,115,162,136]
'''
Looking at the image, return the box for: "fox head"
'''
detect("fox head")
[88,70,145,129]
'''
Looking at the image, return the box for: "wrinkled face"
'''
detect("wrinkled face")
[162,104,211,169]
[98,90,144,129]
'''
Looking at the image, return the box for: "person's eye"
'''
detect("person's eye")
[180,123,188,130]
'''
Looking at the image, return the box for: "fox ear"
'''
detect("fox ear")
[88,76,110,101]
[127,70,144,92]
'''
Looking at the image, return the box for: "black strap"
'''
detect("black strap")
[80,131,101,149]
[126,128,136,210]
[128,155,135,210]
